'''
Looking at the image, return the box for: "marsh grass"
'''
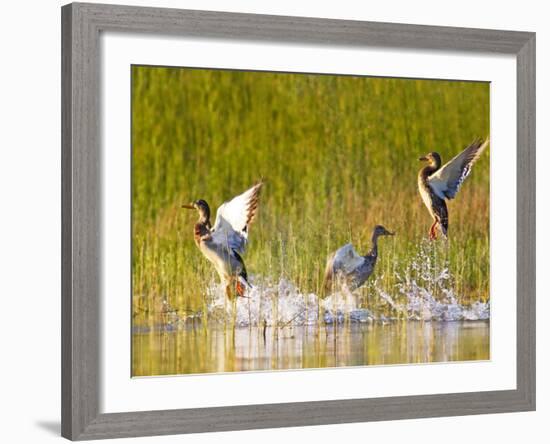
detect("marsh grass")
[131,66,489,327]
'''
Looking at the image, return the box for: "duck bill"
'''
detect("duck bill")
[418,156,428,161]
[181,204,195,209]
[386,231,395,236]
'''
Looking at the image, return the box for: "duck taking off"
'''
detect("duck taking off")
[182,181,263,299]
[418,138,488,240]
[323,225,394,293]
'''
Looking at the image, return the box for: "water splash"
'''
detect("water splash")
[207,278,322,327]
[388,240,490,321]
[167,241,489,327]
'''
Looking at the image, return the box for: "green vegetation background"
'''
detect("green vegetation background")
[132,66,489,324]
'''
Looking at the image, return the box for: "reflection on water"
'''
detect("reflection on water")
[132,321,489,376]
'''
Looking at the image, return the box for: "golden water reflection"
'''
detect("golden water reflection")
[132,321,490,377]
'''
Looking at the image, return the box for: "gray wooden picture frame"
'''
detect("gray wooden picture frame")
[61,2,536,440]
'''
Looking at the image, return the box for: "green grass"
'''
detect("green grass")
[131,66,490,325]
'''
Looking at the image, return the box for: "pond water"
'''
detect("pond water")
[132,320,489,376]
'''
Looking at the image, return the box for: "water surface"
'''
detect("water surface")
[132,320,489,376]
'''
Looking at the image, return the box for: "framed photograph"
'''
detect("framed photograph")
[62,2,535,440]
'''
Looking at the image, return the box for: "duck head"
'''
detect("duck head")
[182,199,211,223]
[373,225,395,238]
[418,152,442,169]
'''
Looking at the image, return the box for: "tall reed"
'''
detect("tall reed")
[132,66,490,327]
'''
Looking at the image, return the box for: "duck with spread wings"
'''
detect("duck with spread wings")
[182,181,263,299]
[323,225,394,294]
[418,138,488,240]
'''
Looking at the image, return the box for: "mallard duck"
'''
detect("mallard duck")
[418,138,488,239]
[182,181,263,299]
[323,225,394,293]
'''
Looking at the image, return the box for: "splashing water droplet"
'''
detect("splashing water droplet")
[192,241,490,327]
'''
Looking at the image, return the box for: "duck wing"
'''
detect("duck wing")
[331,243,365,275]
[428,138,488,200]
[323,243,365,291]
[210,181,263,254]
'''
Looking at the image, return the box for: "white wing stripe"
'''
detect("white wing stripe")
[210,182,263,255]
[428,138,488,200]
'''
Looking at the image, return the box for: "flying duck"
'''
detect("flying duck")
[323,225,394,293]
[418,138,488,239]
[182,181,263,299]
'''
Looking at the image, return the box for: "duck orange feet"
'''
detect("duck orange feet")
[235,280,246,298]
[429,221,438,240]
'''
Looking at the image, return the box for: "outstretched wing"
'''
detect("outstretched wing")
[323,243,364,291]
[210,181,263,254]
[428,138,488,200]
